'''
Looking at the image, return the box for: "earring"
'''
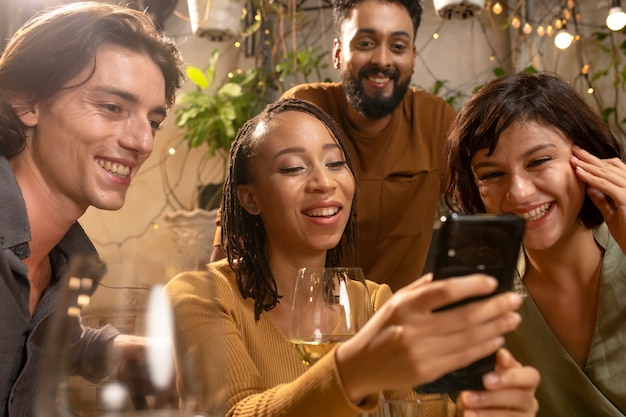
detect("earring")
[250,206,258,214]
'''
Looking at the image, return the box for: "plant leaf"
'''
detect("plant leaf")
[186,66,209,89]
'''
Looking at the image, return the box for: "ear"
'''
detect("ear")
[332,39,341,69]
[237,185,261,215]
[11,96,39,127]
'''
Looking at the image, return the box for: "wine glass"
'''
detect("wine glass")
[34,254,228,417]
[289,267,372,366]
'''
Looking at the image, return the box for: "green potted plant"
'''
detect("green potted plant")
[174,48,264,209]
[163,48,265,272]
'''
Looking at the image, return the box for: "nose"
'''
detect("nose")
[306,163,336,193]
[505,173,535,203]
[120,116,154,156]
[370,45,392,69]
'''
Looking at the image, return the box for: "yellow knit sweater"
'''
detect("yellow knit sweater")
[165,259,454,416]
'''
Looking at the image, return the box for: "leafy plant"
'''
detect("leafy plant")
[173,48,265,210]
[175,48,264,157]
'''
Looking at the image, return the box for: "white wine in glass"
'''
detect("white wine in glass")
[289,267,372,366]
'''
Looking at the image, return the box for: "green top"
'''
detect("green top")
[507,223,626,417]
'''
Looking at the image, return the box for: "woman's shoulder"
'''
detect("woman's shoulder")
[165,258,239,301]
[365,279,394,311]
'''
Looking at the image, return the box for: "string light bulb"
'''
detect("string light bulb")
[554,18,563,30]
[554,29,574,49]
[492,1,502,15]
[523,22,533,34]
[536,25,545,36]
[606,4,626,31]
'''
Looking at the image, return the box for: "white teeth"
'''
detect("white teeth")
[368,76,389,83]
[305,207,339,217]
[97,159,130,178]
[517,203,551,221]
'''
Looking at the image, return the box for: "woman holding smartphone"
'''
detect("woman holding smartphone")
[444,72,626,416]
[165,98,540,416]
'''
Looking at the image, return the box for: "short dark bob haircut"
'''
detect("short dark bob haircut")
[444,71,625,229]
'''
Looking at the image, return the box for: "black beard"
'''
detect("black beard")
[341,66,410,120]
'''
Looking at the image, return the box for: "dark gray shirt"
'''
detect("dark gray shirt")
[0,156,119,417]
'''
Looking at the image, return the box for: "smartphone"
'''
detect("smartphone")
[416,213,525,394]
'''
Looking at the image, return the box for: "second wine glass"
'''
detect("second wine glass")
[289,267,372,366]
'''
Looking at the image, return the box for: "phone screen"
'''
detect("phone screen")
[416,213,525,394]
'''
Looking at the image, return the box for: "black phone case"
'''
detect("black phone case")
[416,213,525,394]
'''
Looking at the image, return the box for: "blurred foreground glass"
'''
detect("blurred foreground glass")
[375,394,450,417]
[289,267,372,366]
[34,254,226,417]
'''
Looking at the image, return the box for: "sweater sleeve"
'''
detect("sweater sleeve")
[165,264,380,417]
[226,346,379,417]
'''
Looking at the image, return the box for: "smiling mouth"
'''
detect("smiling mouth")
[367,75,390,84]
[97,159,130,179]
[303,207,340,217]
[517,203,552,221]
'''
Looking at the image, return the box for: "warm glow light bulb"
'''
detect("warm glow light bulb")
[432,32,439,39]
[587,87,594,94]
[536,25,545,36]
[563,9,571,20]
[511,17,521,29]
[606,7,626,31]
[523,22,533,34]
[554,30,573,49]
[492,1,503,15]
[581,64,590,75]
[168,147,176,155]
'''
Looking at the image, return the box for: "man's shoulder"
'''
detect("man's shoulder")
[400,87,457,124]
[281,82,342,100]
[405,86,451,108]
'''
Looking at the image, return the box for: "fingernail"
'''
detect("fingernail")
[464,391,480,404]
[509,292,522,307]
[484,372,501,386]
[509,312,522,326]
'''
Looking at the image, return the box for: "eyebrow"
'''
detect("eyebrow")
[472,143,558,171]
[92,86,167,117]
[272,142,341,159]
[356,28,411,39]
